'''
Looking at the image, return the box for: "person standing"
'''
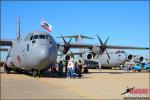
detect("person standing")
[65,60,68,76]
[74,61,78,74]
[58,60,64,76]
[67,59,74,78]
[77,60,83,78]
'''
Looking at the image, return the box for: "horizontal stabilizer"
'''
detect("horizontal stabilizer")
[0,39,13,46]
[0,48,9,52]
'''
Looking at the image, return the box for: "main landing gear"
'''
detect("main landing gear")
[32,69,41,77]
[4,64,11,74]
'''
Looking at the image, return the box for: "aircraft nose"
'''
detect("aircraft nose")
[40,47,50,60]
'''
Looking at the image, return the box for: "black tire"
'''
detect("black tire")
[15,68,22,74]
[138,70,141,72]
[4,65,11,74]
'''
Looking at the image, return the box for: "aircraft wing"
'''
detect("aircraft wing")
[58,43,149,50]
[0,39,13,46]
[106,45,150,50]
[57,42,92,49]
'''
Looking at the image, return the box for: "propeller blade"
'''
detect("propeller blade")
[107,59,109,64]
[61,34,67,44]
[68,37,72,44]
[104,36,110,45]
[106,50,110,60]
[97,35,103,45]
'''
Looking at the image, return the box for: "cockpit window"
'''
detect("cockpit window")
[33,35,38,39]
[39,35,45,39]
[46,35,51,39]
[24,33,34,41]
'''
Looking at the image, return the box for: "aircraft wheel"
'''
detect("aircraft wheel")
[38,70,41,77]
[15,68,22,74]
[5,66,11,74]
[5,68,11,74]
[33,70,38,77]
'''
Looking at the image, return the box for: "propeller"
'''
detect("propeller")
[59,50,74,60]
[61,34,72,54]
[97,35,110,64]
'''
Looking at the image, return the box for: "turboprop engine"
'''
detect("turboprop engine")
[127,54,133,61]
[133,55,144,63]
[83,53,94,60]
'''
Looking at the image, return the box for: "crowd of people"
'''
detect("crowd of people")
[51,59,83,79]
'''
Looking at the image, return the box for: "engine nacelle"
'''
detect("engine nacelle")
[65,55,71,61]
[58,54,71,61]
[91,46,100,54]
[58,46,64,54]
[127,54,133,61]
[133,55,144,63]
[83,53,94,60]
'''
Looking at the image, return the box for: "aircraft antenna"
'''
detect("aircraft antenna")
[17,17,21,39]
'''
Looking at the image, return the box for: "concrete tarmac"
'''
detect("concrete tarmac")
[0,69,149,99]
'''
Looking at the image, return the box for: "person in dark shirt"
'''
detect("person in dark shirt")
[58,60,64,76]
[74,61,78,74]
[65,60,68,76]
[77,60,83,78]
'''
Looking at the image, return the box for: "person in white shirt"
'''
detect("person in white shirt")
[67,59,74,78]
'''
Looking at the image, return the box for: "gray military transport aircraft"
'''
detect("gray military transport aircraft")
[57,34,146,69]
[0,19,149,77]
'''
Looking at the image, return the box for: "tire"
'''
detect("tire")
[138,70,141,72]
[33,70,37,77]
[5,68,11,74]
[15,68,22,74]
[4,65,11,74]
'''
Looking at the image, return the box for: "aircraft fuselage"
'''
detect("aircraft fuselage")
[6,31,58,71]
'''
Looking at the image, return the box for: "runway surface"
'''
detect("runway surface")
[0,69,149,99]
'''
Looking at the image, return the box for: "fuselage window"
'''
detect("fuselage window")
[39,35,45,39]
[33,35,38,39]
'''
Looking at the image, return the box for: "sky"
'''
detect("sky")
[1,1,149,61]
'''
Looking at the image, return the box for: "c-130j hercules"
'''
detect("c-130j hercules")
[0,18,149,77]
